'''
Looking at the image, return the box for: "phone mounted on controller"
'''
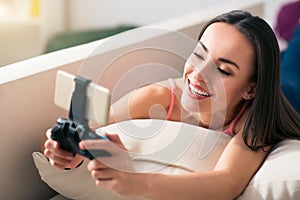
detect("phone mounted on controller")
[51,72,111,159]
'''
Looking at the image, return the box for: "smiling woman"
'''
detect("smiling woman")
[182,22,256,129]
[42,10,300,200]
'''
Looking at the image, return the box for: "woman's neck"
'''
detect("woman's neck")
[197,102,245,131]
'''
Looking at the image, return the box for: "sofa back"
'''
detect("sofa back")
[0,1,264,199]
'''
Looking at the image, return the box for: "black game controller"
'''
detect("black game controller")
[51,118,111,159]
[51,75,111,160]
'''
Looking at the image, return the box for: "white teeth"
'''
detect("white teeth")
[189,84,211,97]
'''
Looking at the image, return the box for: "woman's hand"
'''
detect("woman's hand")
[80,133,150,198]
[87,158,150,198]
[43,129,84,169]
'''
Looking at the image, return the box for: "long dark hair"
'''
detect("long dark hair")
[198,10,300,151]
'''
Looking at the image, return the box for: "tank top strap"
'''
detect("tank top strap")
[223,101,249,135]
[165,78,177,120]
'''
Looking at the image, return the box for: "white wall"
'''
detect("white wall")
[67,0,289,31]
[0,0,289,67]
[263,0,290,27]
[0,0,66,66]
[67,0,248,30]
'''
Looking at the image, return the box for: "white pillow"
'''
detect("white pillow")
[32,152,124,200]
[33,119,300,199]
[237,140,300,200]
[33,119,230,199]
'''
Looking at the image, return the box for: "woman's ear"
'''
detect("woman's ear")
[243,82,256,100]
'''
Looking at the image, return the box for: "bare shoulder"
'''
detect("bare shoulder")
[110,81,173,122]
[146,78,183,109]
[135,82,171,101]
[156,78,183,89]
[129,82,174,119]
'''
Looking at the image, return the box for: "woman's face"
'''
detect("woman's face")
[182,22,256,120]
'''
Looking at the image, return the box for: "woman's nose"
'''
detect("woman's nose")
[192,58,217,82]
[191,69,203,80]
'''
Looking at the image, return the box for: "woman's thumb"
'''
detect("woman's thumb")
[105,133,126,150]
[105,132,121,143]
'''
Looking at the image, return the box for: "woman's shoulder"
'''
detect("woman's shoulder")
[143,78,182,95]
[131,80,177,108]
[140,81,171,98]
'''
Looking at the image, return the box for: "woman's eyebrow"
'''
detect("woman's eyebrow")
[199,41,208,52]
[218,58,240,70]
[199,41,240,70]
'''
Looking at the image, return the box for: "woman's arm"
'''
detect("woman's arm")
[85,130,268,200]
[143,131,268,200]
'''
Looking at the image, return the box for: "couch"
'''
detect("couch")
[3,1,299,199]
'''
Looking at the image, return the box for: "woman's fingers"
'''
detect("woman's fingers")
[80,138,134,171]
[44,129,73,160]
[79,136,128,157]
[44,138,74,160]
[87,159,107,171]
[88,160,117,182]
[44,128,85,169]
[49,159,68,170]
[45,129,53,140]
[43,145,73,168]
[91,168,117,181]
[105,133,129,151]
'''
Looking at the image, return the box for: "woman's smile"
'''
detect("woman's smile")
[187,79,212,99]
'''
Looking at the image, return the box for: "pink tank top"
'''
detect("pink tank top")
[222,101,249,135]
[165,79,249,136]
[165,78,177,120]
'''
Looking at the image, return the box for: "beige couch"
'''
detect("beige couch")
[0,1,275,199]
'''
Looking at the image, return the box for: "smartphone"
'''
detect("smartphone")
[54,70,111,125]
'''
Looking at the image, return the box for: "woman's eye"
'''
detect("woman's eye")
[217,67,231,76]
[193,52,204,60]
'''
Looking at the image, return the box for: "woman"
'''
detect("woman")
[44,10,300,199]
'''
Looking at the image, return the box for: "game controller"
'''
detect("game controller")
[51,74,111,160]
[51,118,111,159]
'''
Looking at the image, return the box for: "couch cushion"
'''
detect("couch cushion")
[238,140,300,199]
[33,120,300,199]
